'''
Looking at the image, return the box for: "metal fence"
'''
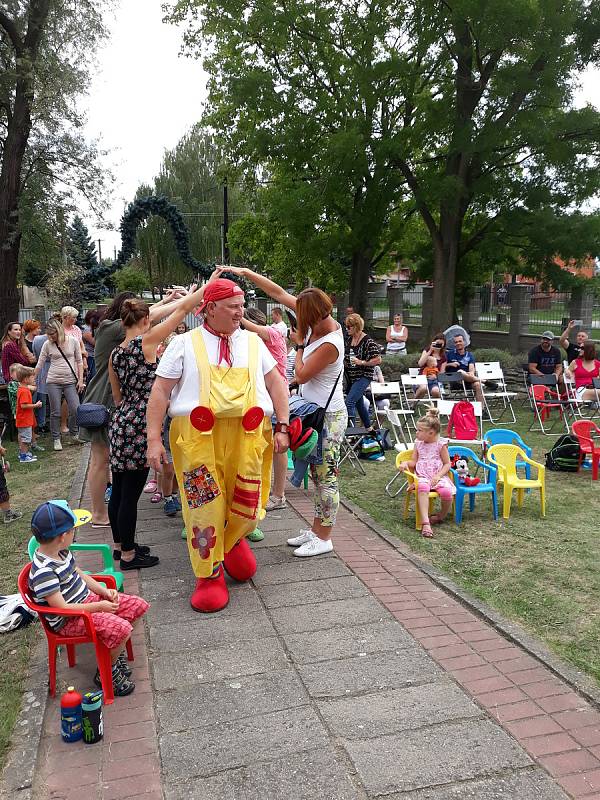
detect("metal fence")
[463,285,511,331]
[400,286,423,324]
[527,291,570,335]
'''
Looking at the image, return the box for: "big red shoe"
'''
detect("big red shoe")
[190,566,229,613]
[223,538,257,582]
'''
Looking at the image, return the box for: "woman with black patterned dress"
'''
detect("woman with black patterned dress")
[108,289,206,571]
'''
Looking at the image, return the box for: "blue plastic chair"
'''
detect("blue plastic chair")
[448,446,498,524]
[483,429,532,480]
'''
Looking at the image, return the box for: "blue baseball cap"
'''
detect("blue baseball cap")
[31,500,92,540]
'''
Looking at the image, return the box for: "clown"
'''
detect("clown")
[147,278,290,612]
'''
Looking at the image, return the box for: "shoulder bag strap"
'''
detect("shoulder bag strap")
[323,369,342,412]
[56,343,79,384]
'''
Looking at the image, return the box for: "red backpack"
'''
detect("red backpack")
[447,401,478,440]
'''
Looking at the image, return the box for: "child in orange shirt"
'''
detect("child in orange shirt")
[15,365,43,464]
[421,355,440,392]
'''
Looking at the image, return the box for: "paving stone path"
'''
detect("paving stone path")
[27,469,600,800]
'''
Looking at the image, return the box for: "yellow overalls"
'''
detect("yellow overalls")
[170,329,273,578]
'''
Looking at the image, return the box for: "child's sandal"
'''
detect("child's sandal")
[150,491,162,504]
[421,524,434,539]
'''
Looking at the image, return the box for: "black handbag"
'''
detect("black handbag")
[297,370,342,433]
[76,403,109,430]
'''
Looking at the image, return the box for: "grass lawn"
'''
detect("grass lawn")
[0,433,82,772]
[341,403,600,685]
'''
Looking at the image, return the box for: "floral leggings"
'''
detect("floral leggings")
[310,408,348,527]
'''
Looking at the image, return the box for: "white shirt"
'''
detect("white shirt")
[271,320,288,340]
[156,327,277,417]
[300,325,345,412]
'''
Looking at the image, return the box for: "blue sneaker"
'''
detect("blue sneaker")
[172,495,182,511]
[104,485,112,503]
[18,452,37,464]
[164,497,178,517]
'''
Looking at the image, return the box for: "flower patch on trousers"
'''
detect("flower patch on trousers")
[191,525,217,559]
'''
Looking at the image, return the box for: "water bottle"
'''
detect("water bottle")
[349,347,356,367]
[60,686,83,742]
[81,690,104,744]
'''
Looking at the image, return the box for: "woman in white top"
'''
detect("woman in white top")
[386,314,408,355]
[224,266,347,557]
[34,319,83,450]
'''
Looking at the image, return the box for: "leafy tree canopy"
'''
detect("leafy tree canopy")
[0,0,113,326]
[167,0,600,331]
[130,126,250,289]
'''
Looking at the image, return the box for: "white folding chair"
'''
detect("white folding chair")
[563,364,600,421]
[370,381,414,432]
[476,362,517,424]
[437,399,485,451]
[385,408,414,452]
[562,360,583,418]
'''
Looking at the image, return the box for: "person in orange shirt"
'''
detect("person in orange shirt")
[15,366,43,464]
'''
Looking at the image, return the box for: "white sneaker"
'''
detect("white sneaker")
[287,529,315,547]
[266,495,287,511]
[53,439,63,451]
[294,536,334,558]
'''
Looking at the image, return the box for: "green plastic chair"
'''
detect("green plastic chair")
[27,537,124,591]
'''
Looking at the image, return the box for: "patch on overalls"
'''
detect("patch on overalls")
[191,525,216,559]
[183,465,221,509]
[231,475,261,520]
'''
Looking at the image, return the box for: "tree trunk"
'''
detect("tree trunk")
[425,215,461,341]
[0,1,51,329]
[0,89,29,328]
[348,247,372,318]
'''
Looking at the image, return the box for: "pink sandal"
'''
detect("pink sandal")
[421,524,434,539]
[429,514,446,525]
[150,491,163,504]
[143,479,158,494]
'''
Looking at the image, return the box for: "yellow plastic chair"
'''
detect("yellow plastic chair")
[486,444,545,520]
[396,450,439,531]
[28,536,124,591]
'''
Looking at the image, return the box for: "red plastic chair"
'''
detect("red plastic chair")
[532,385,563,421]
[18,564,133,705]
[572,420,600,480]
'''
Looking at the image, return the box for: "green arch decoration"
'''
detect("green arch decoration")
[115,195,212,278]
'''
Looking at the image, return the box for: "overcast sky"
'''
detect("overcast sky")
[83,0,207,258]
[83,0,600,261]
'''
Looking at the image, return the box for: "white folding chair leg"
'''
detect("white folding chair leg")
[385,471,407,498]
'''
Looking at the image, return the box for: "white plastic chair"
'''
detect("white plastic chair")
[476,362,517,424]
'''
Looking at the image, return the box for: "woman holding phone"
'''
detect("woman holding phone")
[415,333,447,398]
[219,266,347,558]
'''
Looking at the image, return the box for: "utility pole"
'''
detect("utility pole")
[97,239,103,264]
[223,179,229,264]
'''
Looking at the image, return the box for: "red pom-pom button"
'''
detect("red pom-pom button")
[242,406,265,431]
[190,405,215,432]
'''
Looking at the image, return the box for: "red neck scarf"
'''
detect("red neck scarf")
[203,323,233,367]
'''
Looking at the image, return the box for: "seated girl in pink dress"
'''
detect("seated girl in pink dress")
[399,407,455,539]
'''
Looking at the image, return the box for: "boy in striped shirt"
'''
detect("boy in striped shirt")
[28,500,149,697]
